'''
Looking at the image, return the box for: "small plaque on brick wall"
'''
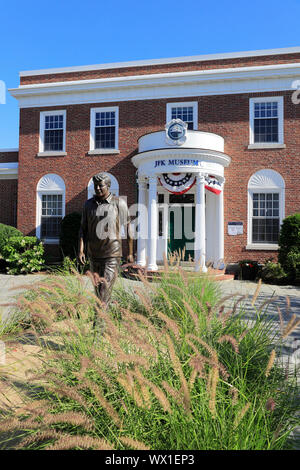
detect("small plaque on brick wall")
[228,222,243,235]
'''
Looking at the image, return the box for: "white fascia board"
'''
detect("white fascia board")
[18,46,300,77]
[0,162,18,169]
[0,162,18,178]
[131,148,231,169]
[9,62,300,108]
[0,148,19,152]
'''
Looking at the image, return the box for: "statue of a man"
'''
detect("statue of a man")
[79,172,134,309]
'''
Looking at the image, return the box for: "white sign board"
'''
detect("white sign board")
[228,222,243,235]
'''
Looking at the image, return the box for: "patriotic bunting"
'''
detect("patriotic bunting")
[158,173,223,195]
[158,173,196,195]
[205,175,223,195]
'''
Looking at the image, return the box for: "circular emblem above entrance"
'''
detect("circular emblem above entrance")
[165,119,187,146]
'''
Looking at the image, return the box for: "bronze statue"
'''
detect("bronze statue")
[79,172,134,311]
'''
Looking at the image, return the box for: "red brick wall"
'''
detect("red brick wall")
[0,151,18,228]
[0,151,18,163]
[20,52,300,85]
[0,179,18,228]
[17,103,137,253]
[17,90,300,264]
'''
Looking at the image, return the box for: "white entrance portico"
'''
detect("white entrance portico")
[132,122,231,272]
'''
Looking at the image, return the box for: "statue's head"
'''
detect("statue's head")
[92,172,111,189]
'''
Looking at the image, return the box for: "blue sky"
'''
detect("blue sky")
[1,0,300,149]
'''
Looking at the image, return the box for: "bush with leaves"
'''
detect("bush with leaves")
[286,251,300,284]
[2,236,45,274]
[0,223,23,252]
[260,260,288,285]
[278,213,300,282]
[0,223,23,272]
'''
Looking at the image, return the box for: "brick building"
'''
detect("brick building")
[2,46,300,270]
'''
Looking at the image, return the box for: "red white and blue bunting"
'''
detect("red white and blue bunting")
[158,173,196,195]
[205,175,223,195]
[158,173,223,195]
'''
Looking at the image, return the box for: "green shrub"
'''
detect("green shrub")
[2,236,45,274]
[286,251,300,284]
[278,213,300,281]
[0,223,23,251]
[59,212,82,260]
[260,260,288,285]
[0,223,23,272]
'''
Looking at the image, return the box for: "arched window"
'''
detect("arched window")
[36,174,65,243]
[87,173,119,199]
[247,169,285,249]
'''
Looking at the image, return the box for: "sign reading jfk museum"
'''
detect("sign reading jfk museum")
[154,158,201,168]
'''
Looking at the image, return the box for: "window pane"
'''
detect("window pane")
[41,216,62,239]
[41,194,62,216]
[45,114,64,130]
[254,112,279,143]
[170,106,194,129]
[95,126,115,149]
[94,111,116,148]
[252,192,280,243]
[44,129,63,151]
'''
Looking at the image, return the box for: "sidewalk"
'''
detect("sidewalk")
[218,279,300,371]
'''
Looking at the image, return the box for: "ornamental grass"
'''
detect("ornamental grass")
[0,266,299,450]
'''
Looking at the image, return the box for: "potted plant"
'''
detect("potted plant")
[238,259,260,281]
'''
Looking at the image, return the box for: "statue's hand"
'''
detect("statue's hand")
[79,252,86,264]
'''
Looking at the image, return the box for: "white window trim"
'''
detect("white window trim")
[247,170,285,250]
[249,96,284,148]
[89,106,119,153]
[38,110,67,155]
[166,101,198,130]
[36,174,66,244]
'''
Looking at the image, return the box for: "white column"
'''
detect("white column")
[195,173,207,273]
[137,178,148,267]
[163,203,168,262]
[214,178,225,269]
[147,175,158,271]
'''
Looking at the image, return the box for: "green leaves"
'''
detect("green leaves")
[278,213,300,282]
[2,236,45,274]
